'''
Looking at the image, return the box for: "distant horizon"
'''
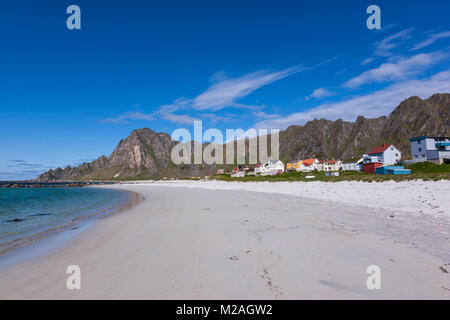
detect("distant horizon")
[2,0,450,180]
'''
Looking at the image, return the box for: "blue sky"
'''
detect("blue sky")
[1,0,450,180]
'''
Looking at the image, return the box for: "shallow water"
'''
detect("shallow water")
[0,187,130,248]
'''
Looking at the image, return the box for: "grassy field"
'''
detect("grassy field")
[65,162,450,183]
[209,162,450,182]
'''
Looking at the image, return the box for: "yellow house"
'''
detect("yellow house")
[286,160,303,171]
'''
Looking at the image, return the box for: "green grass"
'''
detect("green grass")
[405,162,450,174]
[66,162,450,183]
[210,165,450,182]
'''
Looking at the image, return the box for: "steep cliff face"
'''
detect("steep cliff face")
[37,129,178,181]
[107,128,175,177]
[278,116,387,161]
[379,94,450,154]
[37,94,450,181]
[278,93,449,162]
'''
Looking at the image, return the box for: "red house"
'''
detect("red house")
[362,162,383,173]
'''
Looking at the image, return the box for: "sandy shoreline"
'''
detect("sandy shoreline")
[0,181,449,299]
[0,189,142,257]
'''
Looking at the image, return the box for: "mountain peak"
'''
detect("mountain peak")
[37,93,450,181]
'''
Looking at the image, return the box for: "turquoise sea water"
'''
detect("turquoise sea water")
[0,187,130,250]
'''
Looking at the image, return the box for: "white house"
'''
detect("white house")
[342,158,363,171]
[323,160,343,171]
[253,163,264,174]
[342,162,360,171]
[231,171,245,178]
[300,158,319,172]
[261,160,285,176]
[409,136,450,164]
[366,143,401,165]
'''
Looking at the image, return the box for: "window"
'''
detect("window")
[415,155,418,158]
[418,148,422,152]
[418,140,421,144]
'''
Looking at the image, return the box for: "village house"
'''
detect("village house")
[231,166,245,178]
[253,163,264,174]
[300,158,319,172]
[362,143,401,173]
[409,136,450,164]
[286,160,303,172]
[260,160,285,176]
[342,158,363,171]
[316,160,327,171]
[366,143,401,165]
[323,160,343,172]
[231,171,245,178]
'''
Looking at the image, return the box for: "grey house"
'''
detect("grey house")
[409,136,450,164]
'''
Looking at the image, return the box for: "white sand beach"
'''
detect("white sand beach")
[0,180,449,299]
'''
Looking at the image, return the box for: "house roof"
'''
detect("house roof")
[409,136,450,141]
[327,160,338,164]
[303,158,317,166]
[368,143,392,155]
[254,163,263,167]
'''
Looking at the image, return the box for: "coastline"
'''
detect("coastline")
[0,188,143,269]
[0,180,449,299]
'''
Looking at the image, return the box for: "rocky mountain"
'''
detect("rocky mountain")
[37,93,450,181]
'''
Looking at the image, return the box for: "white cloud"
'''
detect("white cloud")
[361,57,375,66]
[199,113,235,123]
[306,87,333,100]
[160,113,199,125]
[102,59,339,125]
[252,110,280,119]
[411,31,450,51]
[192,66,304,111]
[255,70,450,129]
[344,51,449,88]
[374,29,413,57]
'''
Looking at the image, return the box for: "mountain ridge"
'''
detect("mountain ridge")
[37,93,450,181]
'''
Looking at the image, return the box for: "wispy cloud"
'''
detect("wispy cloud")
[255,70,450,129]
[360,29,414,66]
[344,51,449,88]
[192,66,304,111]
[101,111,156,124]
[374,29,413,57]
[199,113,236,124]
[7,160,44,168]
[101,59,339,125]
[361,57,375,66]
[306,87,334,100]
[411,31,450,51]
[160,113,199,125]
[252,110,280,119]
[1,160,51,180]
